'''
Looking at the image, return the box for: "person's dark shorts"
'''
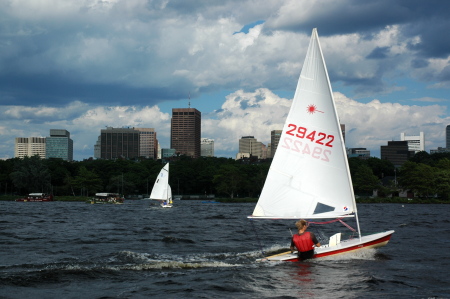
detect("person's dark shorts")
[298,249,315,260]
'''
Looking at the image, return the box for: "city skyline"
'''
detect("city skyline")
[1,1,450,161]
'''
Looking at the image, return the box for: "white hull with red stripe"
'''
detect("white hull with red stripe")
[259,230,394,262]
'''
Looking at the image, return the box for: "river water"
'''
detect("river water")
[1,200,449,298]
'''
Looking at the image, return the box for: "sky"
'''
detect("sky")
[1,0,450,161]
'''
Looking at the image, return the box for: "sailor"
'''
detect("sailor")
[290,219,321,260]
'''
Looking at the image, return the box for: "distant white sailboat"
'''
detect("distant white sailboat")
[248,28,394,261]
[150,163,173,208]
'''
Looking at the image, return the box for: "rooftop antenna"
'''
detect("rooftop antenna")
[188,92,191,108]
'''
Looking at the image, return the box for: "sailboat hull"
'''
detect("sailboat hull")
[259,230,394,262]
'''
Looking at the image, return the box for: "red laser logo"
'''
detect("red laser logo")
[306,104,324,114]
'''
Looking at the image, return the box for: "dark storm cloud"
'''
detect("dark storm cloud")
[366,47,390,60]
[0,73,188,107]
[1,0,449,111]
[267,0,450,59]
[263,0,450,97]
[411,59,429,69]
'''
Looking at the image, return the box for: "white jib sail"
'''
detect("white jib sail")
[251,28,356,219]
[168,185,172,202]
[150,163,170,201]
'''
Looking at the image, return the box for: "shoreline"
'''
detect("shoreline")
[1,195,448,204]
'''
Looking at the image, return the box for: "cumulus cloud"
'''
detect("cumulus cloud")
[202,88,291,154]
[205,90,450,158]
[334,92,450,155]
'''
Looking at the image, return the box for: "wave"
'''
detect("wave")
[162,236,195,243]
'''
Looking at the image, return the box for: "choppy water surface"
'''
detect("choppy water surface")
[1,200,449,298]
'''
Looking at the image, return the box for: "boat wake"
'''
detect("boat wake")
[0,250,248,286]
[111,250,244,270]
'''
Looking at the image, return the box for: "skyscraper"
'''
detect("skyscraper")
[400,132,425,154]
[135,128,158,159]
[446,125,450,149]
[340,124,345,143]
[46,129,73,161]
[270,130,282,158]
[100,127,140,160]
[171,108,201,158]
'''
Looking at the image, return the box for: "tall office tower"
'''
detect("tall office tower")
[238,136,262,159]
[136,128,158,159]
[100,127,140,160]
[171,108,201,158]
[14,137,46,159]
[446,125,450,149]
[380,141,415,168]
[270,130,282,158]
[157,143,161,159]
[340,124,345,143]
[201,138,214,157]
[260,143,268,159]
[46,129,74,161]
[94,136,101,159]
[400,132,425,154]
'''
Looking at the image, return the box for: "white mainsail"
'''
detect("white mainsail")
[150,163,170,201]
[251,28,356,219]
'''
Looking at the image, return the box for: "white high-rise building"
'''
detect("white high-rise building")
[201,138,214,157]
[14,137,46,159]
[400,132,425,153]
[238,136,262,159]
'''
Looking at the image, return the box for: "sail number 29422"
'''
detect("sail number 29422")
[281,124,335,162]
[285,124,334,147]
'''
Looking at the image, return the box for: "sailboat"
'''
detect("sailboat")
[150,163,173,208]
[248,28,394,261]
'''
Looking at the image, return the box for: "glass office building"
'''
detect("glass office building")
[46,129,73,161]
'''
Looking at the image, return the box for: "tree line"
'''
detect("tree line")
[1,151,450,200]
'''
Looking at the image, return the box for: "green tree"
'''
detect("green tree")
[352,164,380,195]
[106,173,138,195]
[213,164,242,198]
[0,159,14,195]
[366,157,395,178]
[72,166,103,196]
[398,161,435,197]
[10,156,51,194]
[433,169,450,200]
[410,151,432,165]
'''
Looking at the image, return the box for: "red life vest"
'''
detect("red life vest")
[292,232,314,252]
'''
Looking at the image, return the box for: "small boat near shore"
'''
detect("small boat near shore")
[89,193,124,204]
[16,193,54,202]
